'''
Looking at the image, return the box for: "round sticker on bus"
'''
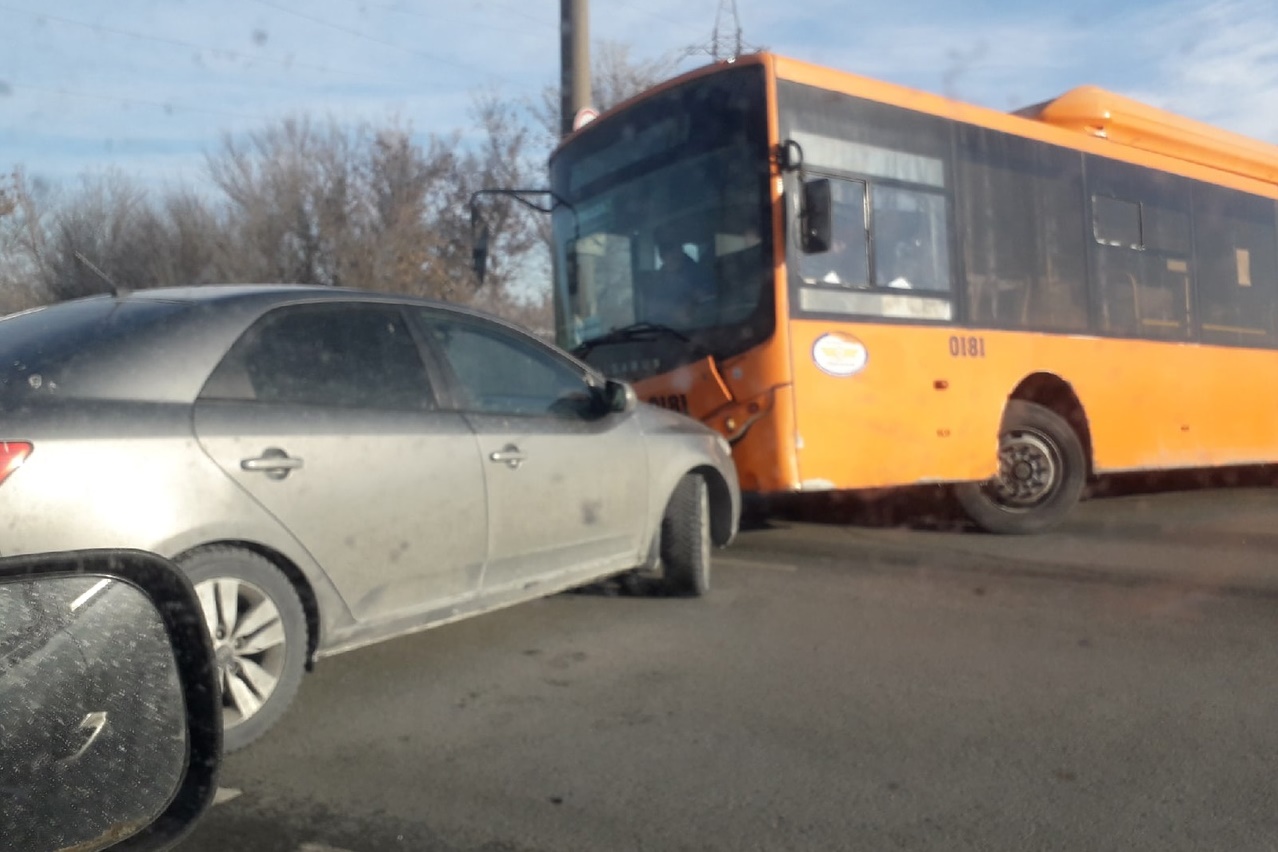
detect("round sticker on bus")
[812,333,868,377]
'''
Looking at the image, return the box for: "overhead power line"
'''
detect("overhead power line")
[612,0,692,29]
[332,0,555,36]
[250,0,520,85]
[467,0,560,30]
[14,83,270,122]
[0,4,379,81]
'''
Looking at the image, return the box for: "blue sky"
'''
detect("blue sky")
[3,0,1277,190]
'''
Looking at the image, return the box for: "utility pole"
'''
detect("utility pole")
[560,0,592,139]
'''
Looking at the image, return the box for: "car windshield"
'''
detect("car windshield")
[5,3,1278,852]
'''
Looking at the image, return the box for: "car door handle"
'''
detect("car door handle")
[241,448,304,480]
[489,445,526,469]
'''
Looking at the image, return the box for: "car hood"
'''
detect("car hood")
[635,402,722,439]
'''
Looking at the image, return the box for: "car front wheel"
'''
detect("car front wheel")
[660,473,712,596]
[181,546,308,753]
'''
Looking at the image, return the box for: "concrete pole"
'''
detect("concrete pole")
[560,0,591,138]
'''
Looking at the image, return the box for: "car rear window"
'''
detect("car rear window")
[0,298,189,396]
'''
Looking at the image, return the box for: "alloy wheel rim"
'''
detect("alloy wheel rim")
[987,428,1061,509]
[194,577,288,728]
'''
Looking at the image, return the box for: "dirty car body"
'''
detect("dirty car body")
[0,285,740,750]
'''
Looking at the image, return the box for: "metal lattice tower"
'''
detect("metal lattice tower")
[710,0,743,60]
[683,0,762,63]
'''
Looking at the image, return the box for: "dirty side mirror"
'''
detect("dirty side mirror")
[801,178,833,254]
[0,550,221,852]
[604,379,638,414]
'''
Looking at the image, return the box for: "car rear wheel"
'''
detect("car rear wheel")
[180,546,307,753]
[954,401,1086,534]
[660,474,712,596]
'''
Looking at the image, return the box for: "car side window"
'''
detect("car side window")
[201,304,436,410]
[416,313,599,418]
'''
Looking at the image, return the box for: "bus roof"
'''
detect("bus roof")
[771,52,1278,194]
[555,52,1278,194]
[1018,86,1278,186]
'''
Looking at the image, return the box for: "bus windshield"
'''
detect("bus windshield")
[550,65,773,376]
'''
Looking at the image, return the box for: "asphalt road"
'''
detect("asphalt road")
[176,486,1278,852]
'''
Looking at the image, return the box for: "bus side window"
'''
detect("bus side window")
[1087,157,1193,341]
[1194,184,1278,346]
[956,126,1088,332]
[871,185,950,292]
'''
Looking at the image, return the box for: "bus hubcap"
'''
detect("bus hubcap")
[991,430,1059,508]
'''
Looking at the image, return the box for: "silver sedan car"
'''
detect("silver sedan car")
[0,285,740,751]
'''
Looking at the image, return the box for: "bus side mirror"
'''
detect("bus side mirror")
[472,222,491,284]
[565,242,580,299]
[801,178,832,254]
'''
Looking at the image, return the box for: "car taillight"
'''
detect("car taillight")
[0,442,32,486]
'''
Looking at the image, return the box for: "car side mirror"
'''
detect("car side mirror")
[0,550,221,852]
[604,379,637,414]
[801,178,833,254]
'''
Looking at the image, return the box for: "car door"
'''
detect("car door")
[412,310,649,596]
[193,302,487,624]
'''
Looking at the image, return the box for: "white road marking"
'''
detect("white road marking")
[212,787,242,806]
[70,578,111,611]
[298,844,360,852]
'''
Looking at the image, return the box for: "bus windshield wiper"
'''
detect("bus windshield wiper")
[573,322,700,357]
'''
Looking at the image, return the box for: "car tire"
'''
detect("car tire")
[179,546,308,753]
[954,400,1087,534]
[660,474,712,596]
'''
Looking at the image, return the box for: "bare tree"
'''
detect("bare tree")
[38,172,158,300]
[0,62,587,328]
[0,169,50,312]
[200,100,544,306]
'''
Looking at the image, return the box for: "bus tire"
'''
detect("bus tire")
[660,474,712,596]
[954,401,1086,535]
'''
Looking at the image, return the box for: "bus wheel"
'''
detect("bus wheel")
[955,401,1086,534]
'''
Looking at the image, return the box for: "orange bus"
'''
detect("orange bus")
[546,52,1278,533]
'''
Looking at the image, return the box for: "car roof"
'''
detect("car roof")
[65,283,542,338]
[2,285,567,404]
[124,283,456,312]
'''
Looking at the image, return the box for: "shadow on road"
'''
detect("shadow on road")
[749,465,1278,533]
[1086,464,1278,499]
[761,486,971,532]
